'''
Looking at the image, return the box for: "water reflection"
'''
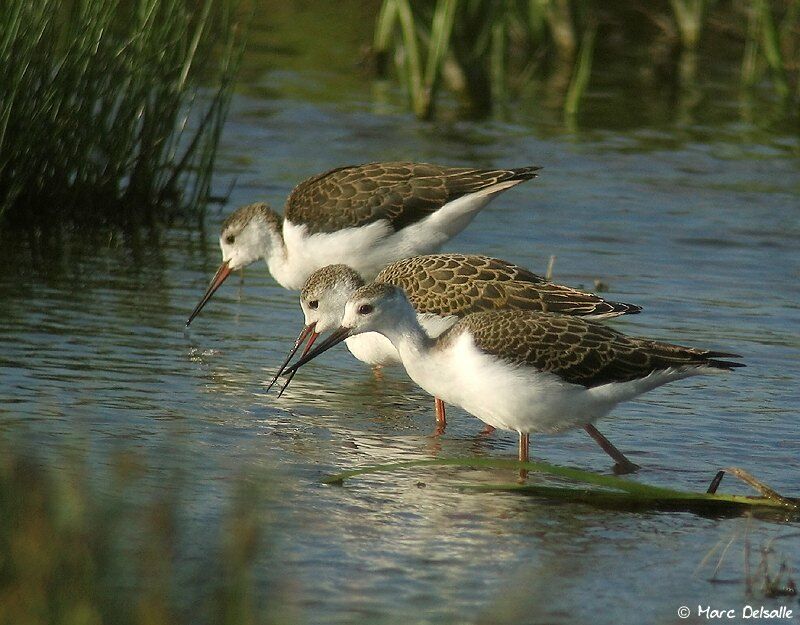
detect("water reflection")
[2,166,798,623]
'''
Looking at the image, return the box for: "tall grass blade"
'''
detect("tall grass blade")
[564,23,596,121]
[670,0,706,49]
[424,0,457,98]
[490,12,507,105]
[395,0,426,117]
[757,0,790,99]
[374,0,400,75]
[543,0,577,59]
[742,1,761,88]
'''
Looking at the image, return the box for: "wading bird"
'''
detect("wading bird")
[187,162,539,325]
[271,256,644,472]
[283,284,743,469]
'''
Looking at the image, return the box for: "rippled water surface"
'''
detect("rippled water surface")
[2,4,800,624]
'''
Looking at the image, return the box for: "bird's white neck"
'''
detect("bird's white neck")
[263,222,294,288]
[380,315,433,364]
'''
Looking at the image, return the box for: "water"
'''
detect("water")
[2,4,800,623]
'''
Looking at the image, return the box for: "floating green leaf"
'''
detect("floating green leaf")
[323,458,799,519]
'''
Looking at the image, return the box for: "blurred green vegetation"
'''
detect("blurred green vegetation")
[0,439,295,625]
[0,0,246,229]
[372,0,800,120]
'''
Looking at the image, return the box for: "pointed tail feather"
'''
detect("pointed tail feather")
[582,300,643,320]
[705,352,745,371]
[508,166,542,181]
[607,300,642,316]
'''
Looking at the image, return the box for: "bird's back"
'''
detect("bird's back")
[438,310,743,388]
[284,162,539,234]
[376,254,641,319]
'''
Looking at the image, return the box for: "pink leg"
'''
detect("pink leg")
[518,432,530,480]
[433,397,447,436]
[518,432,530,462]
[583,424,639,474]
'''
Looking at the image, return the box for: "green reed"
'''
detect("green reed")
[372,0,800,121]
[563,21,595,122]
[670,0,707,49]
[754,0,791,98]
[0,0,245,228]
[0,439,293,625]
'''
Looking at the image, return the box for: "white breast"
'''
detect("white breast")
[275,220,394,289]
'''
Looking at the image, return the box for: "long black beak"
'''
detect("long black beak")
[186,261,232,326]
[265,323,316,393]
[276,328,323,397]
[283,326,352,376]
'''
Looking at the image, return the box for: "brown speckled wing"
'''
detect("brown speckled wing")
[376,254,641,318]
[441,311,742,387]
[284,162,539,234]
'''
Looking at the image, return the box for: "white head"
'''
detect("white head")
[186,202,283,326]
[219,202,283,272]
[340,283,417,337]
[280,283,419,385]
[265,265,367,393]
[299,265,365,334]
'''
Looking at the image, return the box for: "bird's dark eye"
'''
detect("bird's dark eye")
[225,234,235,244]
[358,304,373,315]
[308,300,319,310]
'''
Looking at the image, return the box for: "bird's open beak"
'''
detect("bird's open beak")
[282,326,352,376]
[265,323,318,394]
[186,261,232,326]
[275,327,323,397]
